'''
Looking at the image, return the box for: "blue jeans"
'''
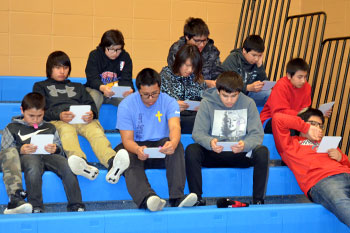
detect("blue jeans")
[248,89,271,107]
[309,173,350,227]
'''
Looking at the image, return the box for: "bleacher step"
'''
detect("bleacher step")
[1,203,348,233]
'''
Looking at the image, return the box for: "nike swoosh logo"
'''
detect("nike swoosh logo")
[18,128,49,141]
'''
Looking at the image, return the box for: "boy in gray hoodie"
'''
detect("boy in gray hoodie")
[185,71,269,206]
[222,35,269,106]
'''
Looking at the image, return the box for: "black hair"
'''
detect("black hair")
[172,44,203,83]
[184,17,209,39]
[286,58,310,77]
[298,107,325,124]
[21,92,45,111]
[242,35,265,53]
[46,51,71,78]
[135,68,161,90]
[216,71,244,93]
[98,29,125,50]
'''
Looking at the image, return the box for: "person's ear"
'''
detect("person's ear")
[287,73,292,80]
[20,106,24,115]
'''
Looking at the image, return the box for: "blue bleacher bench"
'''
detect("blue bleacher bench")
[1,203,348,233]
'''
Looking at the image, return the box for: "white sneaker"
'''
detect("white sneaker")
[178,193,198,207]
[4,202,32,214]
[106,149,130,184]
[146,196,166,212]
[68,155,99,180]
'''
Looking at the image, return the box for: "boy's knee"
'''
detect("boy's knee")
[252,145,269,164]
[185,144,201,163]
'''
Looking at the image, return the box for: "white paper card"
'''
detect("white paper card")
[69,105,91,124]
[184,100,200,111]
[216,141,239,151]
[319,102,335,115]
[261,81,276,91]
[317,136,342,153]
[30,134,54,154]
[111,86,131,98]
[144,148,166,158]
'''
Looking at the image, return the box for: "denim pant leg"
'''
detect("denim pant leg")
[248,89,271,106]
[1,148,23,196]
[309,173,350,227]
[42,154,83,207]
[250,145,269,201]
[115,143,157,208]
[20,154,45,208]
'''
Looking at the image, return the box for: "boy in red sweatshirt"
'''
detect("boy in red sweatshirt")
[272,108,350,227]
[260,58,311,133]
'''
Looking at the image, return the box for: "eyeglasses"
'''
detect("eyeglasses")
[106,47,122,53]
[307,120,324,130]
[139,92,160,99]
[192,38,208,45]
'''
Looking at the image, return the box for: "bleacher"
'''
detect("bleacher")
[0,75,349,233]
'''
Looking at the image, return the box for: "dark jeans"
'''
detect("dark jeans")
[185,143,269,201]
[309,173,350,227]
[20,154,83,209]
[114,137,186,207]
[180,110,197,134]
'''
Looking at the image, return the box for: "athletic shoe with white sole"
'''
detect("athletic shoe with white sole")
[170,193,198,207]
[146,195,166,212]
[3,189,33,214]
[68,155,99,180]
[106,149,130,184]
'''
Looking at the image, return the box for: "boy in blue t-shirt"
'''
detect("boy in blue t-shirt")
[116,68,197,211]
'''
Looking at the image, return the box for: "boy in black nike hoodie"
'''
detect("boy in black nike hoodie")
[1,92,85,213]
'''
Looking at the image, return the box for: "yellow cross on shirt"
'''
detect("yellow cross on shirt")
[155,111,163,122]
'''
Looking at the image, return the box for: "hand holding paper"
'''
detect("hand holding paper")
[261,81,276,91]
[216,141,239,152]
[319,102,334,116]
[111,86,132,98]
[184,100,200,111]
[144,148,166,158]
[317,136,341,153]
[30,134,54,154]
[69,105,91,124]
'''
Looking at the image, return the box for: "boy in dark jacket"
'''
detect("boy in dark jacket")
[33,51,129,184]
[85,29,134,111]
[1,92,85,213]
[167,17,223,86]
[222,35,269,106]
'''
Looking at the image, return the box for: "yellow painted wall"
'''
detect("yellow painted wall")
[0,0,348,78]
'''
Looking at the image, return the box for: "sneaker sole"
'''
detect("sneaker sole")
[4,203,32,214]
[68,155,99,180]
[106,149,130,184]
[178,193,198,207]
[147,196,166,212]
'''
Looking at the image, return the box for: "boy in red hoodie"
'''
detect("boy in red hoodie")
[260,58,311,133]
[272,108,350,227]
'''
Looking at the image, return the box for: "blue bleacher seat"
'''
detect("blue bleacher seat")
[1,204,348,233]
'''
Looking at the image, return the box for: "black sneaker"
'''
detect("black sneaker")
[194,198,206,206]
[3,190,32,214]
[169,193,198,207]
[67,203,86,212]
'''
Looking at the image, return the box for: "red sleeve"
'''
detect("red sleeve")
[272,113,310,154]
[268,82,298,116]
[338,149,350,167]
